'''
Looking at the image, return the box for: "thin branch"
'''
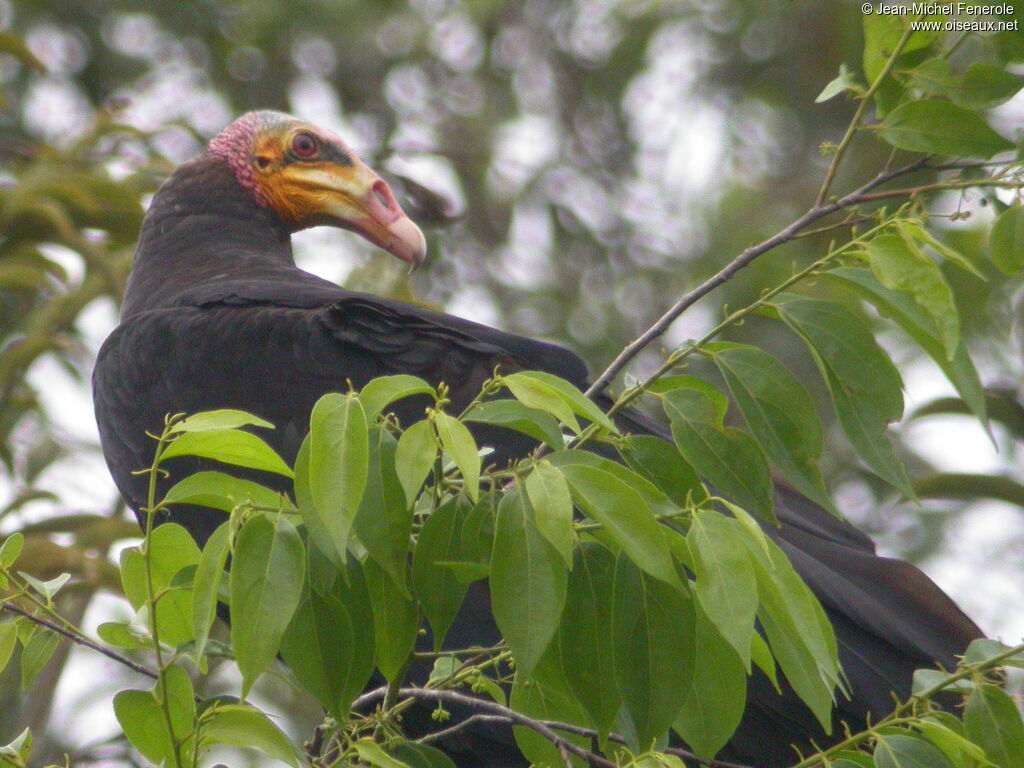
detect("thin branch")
[814,18,919,205]
[356,686,616,768]
[0,601,158,681]
[355,686,760,768]
[584,158,928,400]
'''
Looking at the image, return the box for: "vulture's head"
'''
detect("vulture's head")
[207,110,426,267]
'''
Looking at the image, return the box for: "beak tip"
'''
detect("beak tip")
[390,215,428,270]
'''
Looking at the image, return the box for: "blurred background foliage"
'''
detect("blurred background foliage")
[0,0,1021,763]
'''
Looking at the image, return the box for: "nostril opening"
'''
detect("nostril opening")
[372,180,394,211]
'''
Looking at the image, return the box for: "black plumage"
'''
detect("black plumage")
[93,122,982,768]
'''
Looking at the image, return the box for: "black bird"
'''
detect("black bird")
[93,111,982,767]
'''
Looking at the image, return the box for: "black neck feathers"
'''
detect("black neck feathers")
[122,156,296,319]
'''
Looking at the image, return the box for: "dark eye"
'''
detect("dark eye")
[291,132,319,159]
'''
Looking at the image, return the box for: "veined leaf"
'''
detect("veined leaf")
[308,392,369,561]
[674,606,746,759]
[611,556,694,751]
[825,267,987,431]
[707,343,832,514]
[280,558,374,718]
[170,409,273,434]
[556,461,683,590]
[558,543,621,734]
[874,734,956,768]
[503,370,618,434]
[354,429,413,589]
[411,499,470,650]
[192,522,231,671]
[662,387,775,523]
[360,374,434,421]
[877,101,1013,158]
[464,399,565,449]
[433,410,480,502]
[230,514,305,696]
[770,295,912,498]
[686,510,758,666]
[863,233,959,359]
[114,665,196,767]
[990,205,1024,276]
[198,703,299,767]
[964,683,1024,767]
[363,558,418,682]
[161,428,293,477]
[620,434,707,508]
[525,460,575,568]
[394,420,437,506]
[162,471,290,513]
[490,489,567,678]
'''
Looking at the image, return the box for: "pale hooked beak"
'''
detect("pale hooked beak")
[319,164,427,268]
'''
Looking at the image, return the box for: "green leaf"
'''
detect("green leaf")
[96,621,150,650]
[911,668,973,695]
[662,388,776,523]
[411,499,470,649]
[707,343,833,513]
[863,233,959,359]
[963,637,1024,668]
[433,410,480,502]
[170,409,274,434]
[744,534,840,731]
[914,717,988,764]
[771,295,912,498]
[387,743,457,768]
[674,606,746,760]
[20,628,57,690]
[280,558,375,718]
[525,460,576,568]
[490,489,567,678]
[990,205,1024,276]
[198,703,299,767]
[0,622,18,674]
[816,62,859,103]
[558,543,621,734]
[612,556,695,751]
[354,429,414,589]
[192,522,231,671]
[750,631,780,693]
[161,429,293,478]
[120,523,201,646]
[394,420,438,506]
[686,510,758,666]
[955,63,1024,110]
[877,101,1013,158]
[360,374,435,420]
[915,472,1024,508]
[230,514,305,696]
[620,434,707,508]
[863,14,942,83]
[162,471,290,513]
[0,533,23,568]
[510,648,590,766]
[873,733,956,768]
[18,572,70,601]
[556,462,683,590]
[363,558,418,682]
[964,683,1024,767]
[0,727,31,761]
[354,739,412,768]
[113,665,196,766]
[503,370,619,434]
[464,399,565,449]
[825,267,988,432]
[307,392,369,562]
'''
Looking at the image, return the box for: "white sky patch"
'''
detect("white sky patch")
[385,154,467,215]
[447,286,500,327]
[489,115,559,199]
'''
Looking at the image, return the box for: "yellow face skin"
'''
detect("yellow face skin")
[249,122,426,267]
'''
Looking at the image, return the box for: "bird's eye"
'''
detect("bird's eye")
[291,132,319,159]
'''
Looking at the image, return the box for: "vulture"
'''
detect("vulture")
[93,111,982,767]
